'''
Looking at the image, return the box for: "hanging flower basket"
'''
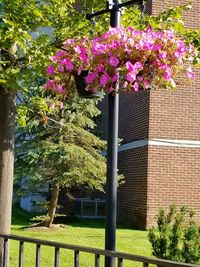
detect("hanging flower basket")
[44,26,197,96]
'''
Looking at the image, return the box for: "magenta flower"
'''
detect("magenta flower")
[58,65,65,72]
[108,86,115,93]
[134,62,143,70]
[163,69,172,80]
[133,82,139,92]
[111,40,120,48]
[126,72,136,83]
[60,58,74,71]
[63,38,74,45]
[137,76,143,81]
[187,66,195,79]
[49,55,57,62]
[44,79,57,89]
[127,26,134,32]
[126,61,142,72]
[109,56,119,67]
[159,52,167,59]
[74,46,82,53]
[96,65,104,73]
[100,73,110,86]
[55,50,67,58]
[79,53,88,63]
[85,72,98,84]
[151,43,162,51]
[126,61,135,72]
[91,43,105,55]
[56,85,65,94]
[164,30,175,40]
[77,65,83,75]
[143,80,151,89]
[112,73,118,83]
[65,59,74,70]
[47,64,55,75]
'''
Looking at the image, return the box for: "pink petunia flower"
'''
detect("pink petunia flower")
[58,65,65,72]
[112,73,118,83]
[134,62,143,70]
[143,80,151,89]
[96,65,104,73]
[85,72,98,84]
[55,85,65,94]
[159,51,167,59]
[79,53,88,63]
[44,79,57,90]
[100,73,110,86]
[126,72,136,83]
[151,43,162,51]
[74,46,82,53]
[109,56,119,67]
[63,38,74,46]
[60,58,74,70]
[137,76,143,81]
[46,64,55,75]
[126,61,135,72]
[126,61,142,72]
[133,82,139,92]
[187,66,195,79]
[77,65,83,75]
[163,70,171,80]
[55,50,67,58]
[111,40,120,48]
[108,87,115,93]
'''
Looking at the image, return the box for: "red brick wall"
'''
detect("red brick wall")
[118,147,148,229]
[149,79,200,140]
[119,92,150,143]
[146,146,200,227]
[146,0,200,227]
[118,0,200,229]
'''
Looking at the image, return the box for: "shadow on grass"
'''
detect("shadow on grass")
[12,204,42,228]
[12,205,146,232]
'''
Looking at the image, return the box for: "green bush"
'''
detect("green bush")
[148,205,200,264]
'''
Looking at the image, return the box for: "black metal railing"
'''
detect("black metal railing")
[0,234,199,267]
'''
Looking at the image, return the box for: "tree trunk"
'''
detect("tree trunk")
[44,184,59,228]
[0,88,16,266]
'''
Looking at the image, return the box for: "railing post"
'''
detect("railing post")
[74,250,79,267]
[36,244,41,267]
[3,238,8,267]
[118,258,123,267]
[18,241,24,267]
[95,254,100,267]
[54,247,60,267]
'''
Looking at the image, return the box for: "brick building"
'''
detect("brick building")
[117,0,200,229]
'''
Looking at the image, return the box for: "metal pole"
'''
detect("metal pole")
[105,1,121,266]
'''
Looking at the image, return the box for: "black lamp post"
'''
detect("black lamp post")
[86,1,142,266]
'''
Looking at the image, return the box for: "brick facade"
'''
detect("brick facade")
[117,0,200,229]
[118,147,148,229]
[146,146,200,226]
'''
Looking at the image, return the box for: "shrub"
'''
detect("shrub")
[148,205,200,264]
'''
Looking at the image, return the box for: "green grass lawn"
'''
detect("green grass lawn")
[10,206,152,267]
